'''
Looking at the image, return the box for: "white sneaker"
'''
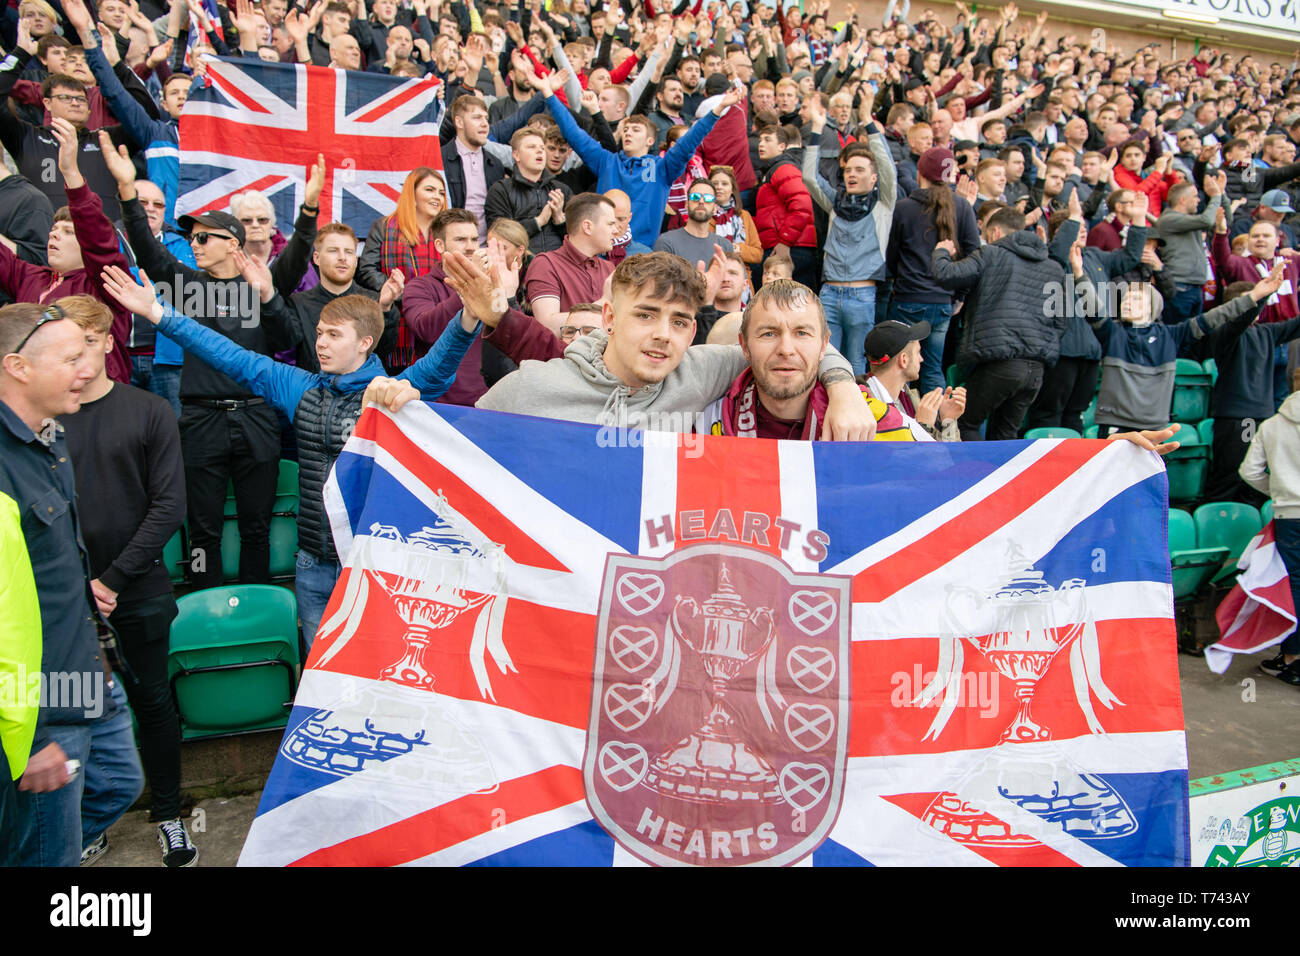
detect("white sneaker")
[157,818,199,867]
[80,832,109,866]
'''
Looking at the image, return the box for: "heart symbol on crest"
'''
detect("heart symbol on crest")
[604,683,653,732]
[610,626,659,674]
[784,702,835,753]
[599,741,648,792]
[788,590,838,637]
[616,573,665,616]
[786,645,836,694]
[779,762,830,813]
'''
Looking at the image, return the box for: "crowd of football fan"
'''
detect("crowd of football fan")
[2,0,1300,869]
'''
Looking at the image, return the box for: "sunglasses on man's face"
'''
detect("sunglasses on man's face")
[11,304,65,355]
[190,232,235,246]
[688,192,716,203]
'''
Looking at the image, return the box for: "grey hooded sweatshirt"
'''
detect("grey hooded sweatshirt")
[1240,391,1300,518]
[476,330,853,432]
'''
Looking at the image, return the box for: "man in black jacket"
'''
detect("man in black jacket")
[280,222,403,373]
[484,128,572,255]
[57,295,194,867]
[440,93,507,242]
[107,131,292,591]
[932,206,1068,441]
[1209,279,1300,505]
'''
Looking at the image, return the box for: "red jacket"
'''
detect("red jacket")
[1114,164,1179,218]
[0,184,130,383]
[755,154,816,249]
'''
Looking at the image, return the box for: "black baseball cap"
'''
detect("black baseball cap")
[866,320,930,365]
[178,210,246,245]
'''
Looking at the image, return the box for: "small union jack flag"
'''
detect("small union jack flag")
[177,57,443,238]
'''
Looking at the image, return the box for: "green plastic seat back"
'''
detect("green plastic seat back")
[1194,502,1263,556]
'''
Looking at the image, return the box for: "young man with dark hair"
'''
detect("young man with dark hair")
[401,208,491,405]
[523,192,619,334]
[756,123,817,288]
[442,94,506,242]
[101,268,482,649]
[55,294,191,866]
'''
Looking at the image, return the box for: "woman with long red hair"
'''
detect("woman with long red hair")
[358,167,446,369]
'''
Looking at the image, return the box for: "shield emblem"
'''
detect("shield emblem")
[584,543,851,866]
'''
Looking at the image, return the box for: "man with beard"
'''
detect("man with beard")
[406,249,874,441]
[654,178,734,266]
[649,76,690,147]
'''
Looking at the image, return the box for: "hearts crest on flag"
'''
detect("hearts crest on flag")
[584,544,851,866]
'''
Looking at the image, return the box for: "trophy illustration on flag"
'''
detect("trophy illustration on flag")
[279,492,510,795]
[315,490,513,700]
[645,564,781,802]
[917,546,1137,845]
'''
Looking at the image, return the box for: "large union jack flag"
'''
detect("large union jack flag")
[176,57,443,238]
[239,404,1190,866]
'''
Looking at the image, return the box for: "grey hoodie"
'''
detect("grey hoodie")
[1240,391,1300,518]
[476,330,853,432]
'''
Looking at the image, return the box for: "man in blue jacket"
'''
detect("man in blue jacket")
[542,69,742,248]
[100,261,481,648]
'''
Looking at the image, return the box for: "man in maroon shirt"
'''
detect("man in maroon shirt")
[522,192,618,335]
[401,208,491,405]
[0,118,130,383]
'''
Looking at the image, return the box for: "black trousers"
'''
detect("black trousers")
[112,593,182,821]
[180,404,279,589]
[1027,356,1099,434]
[959,358,1045,441]
[1207,417,1269,507]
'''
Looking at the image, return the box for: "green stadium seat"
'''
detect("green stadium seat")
[1024,427,1082,440]
[1194,502,1263,586]
[1170,358,1212,422]
[1202,358,1218,385]
[945,365,966,389]
[169,585,300,740]
[1168,509,1230,600]
[219,460,301,582]
[1196,418,1214,448]
[1166,423,1210,503]
[1261,499,1274,525]
[163,528,187,584]
[1083,425,1099,439]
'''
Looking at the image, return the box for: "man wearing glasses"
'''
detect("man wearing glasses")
[0,118,132,386]
[105,133,293,593]
[0,301,145,866]
[654,179,735,270]
[0,51,126,216]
